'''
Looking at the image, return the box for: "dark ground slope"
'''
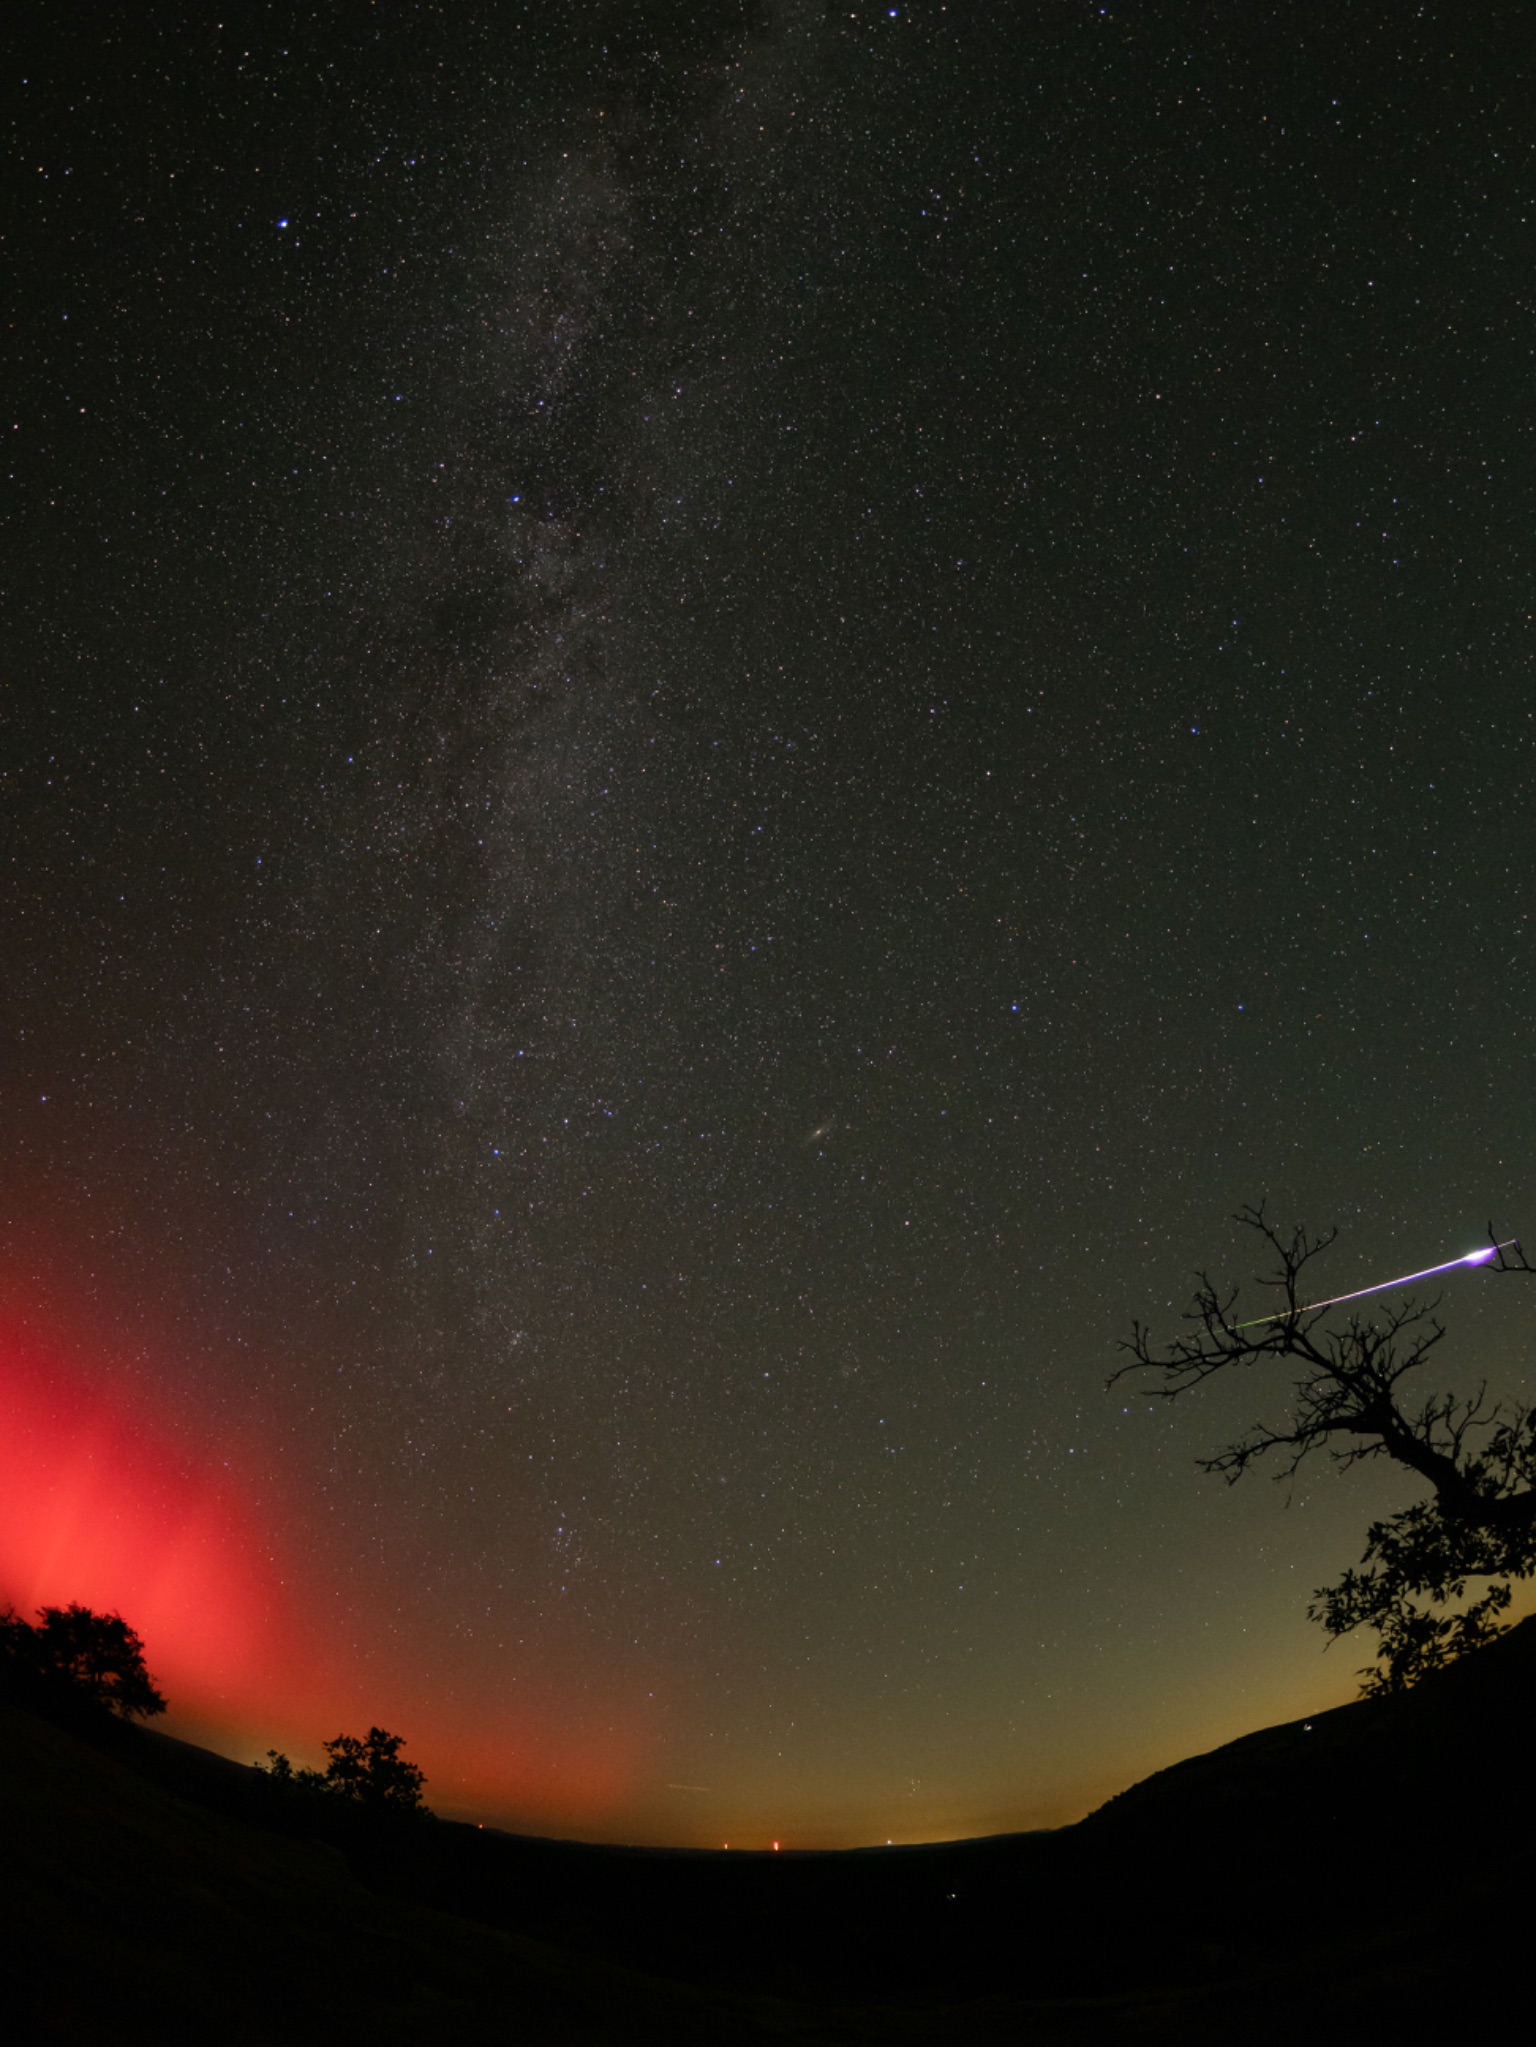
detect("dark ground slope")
[4,1624,1535,2043]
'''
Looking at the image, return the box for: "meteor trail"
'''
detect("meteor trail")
[1234,1240,1518,1329]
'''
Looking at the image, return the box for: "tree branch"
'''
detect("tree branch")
[1116,1208,1536,1530]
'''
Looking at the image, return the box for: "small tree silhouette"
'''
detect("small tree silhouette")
[322,1727,426,1812]
[260,1726,426,1814]
[0,1603,166,1719]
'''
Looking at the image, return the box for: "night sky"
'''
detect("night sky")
[5,2,1534,1847]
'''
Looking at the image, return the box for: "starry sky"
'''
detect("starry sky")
[4,2,1534,1847]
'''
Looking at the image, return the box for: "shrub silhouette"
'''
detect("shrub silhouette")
[261,1725,427,1814]
[0,1602,167,1720]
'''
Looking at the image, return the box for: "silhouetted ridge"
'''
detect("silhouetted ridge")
[4,1621,1532,2040]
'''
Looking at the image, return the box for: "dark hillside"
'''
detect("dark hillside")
[5,1623,1534,2041]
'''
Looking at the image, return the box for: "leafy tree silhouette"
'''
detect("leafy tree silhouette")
[322,1727,427,1811]
[260,1726,426,1813]
[0,1602,167,1719]
[1115,1207,1536,1692]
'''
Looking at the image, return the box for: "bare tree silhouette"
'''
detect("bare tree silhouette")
[1114,1206,1536,1691]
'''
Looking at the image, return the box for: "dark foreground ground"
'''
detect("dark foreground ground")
[4,1620,1534,2044]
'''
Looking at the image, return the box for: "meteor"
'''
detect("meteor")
[1234,1240,1518,1329]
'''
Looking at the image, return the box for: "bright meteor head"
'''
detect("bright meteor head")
[1234,1236,1516,1328]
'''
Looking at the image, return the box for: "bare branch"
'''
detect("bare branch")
[1490,1229,1533,1275]
[1119,1209,1536,1692]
